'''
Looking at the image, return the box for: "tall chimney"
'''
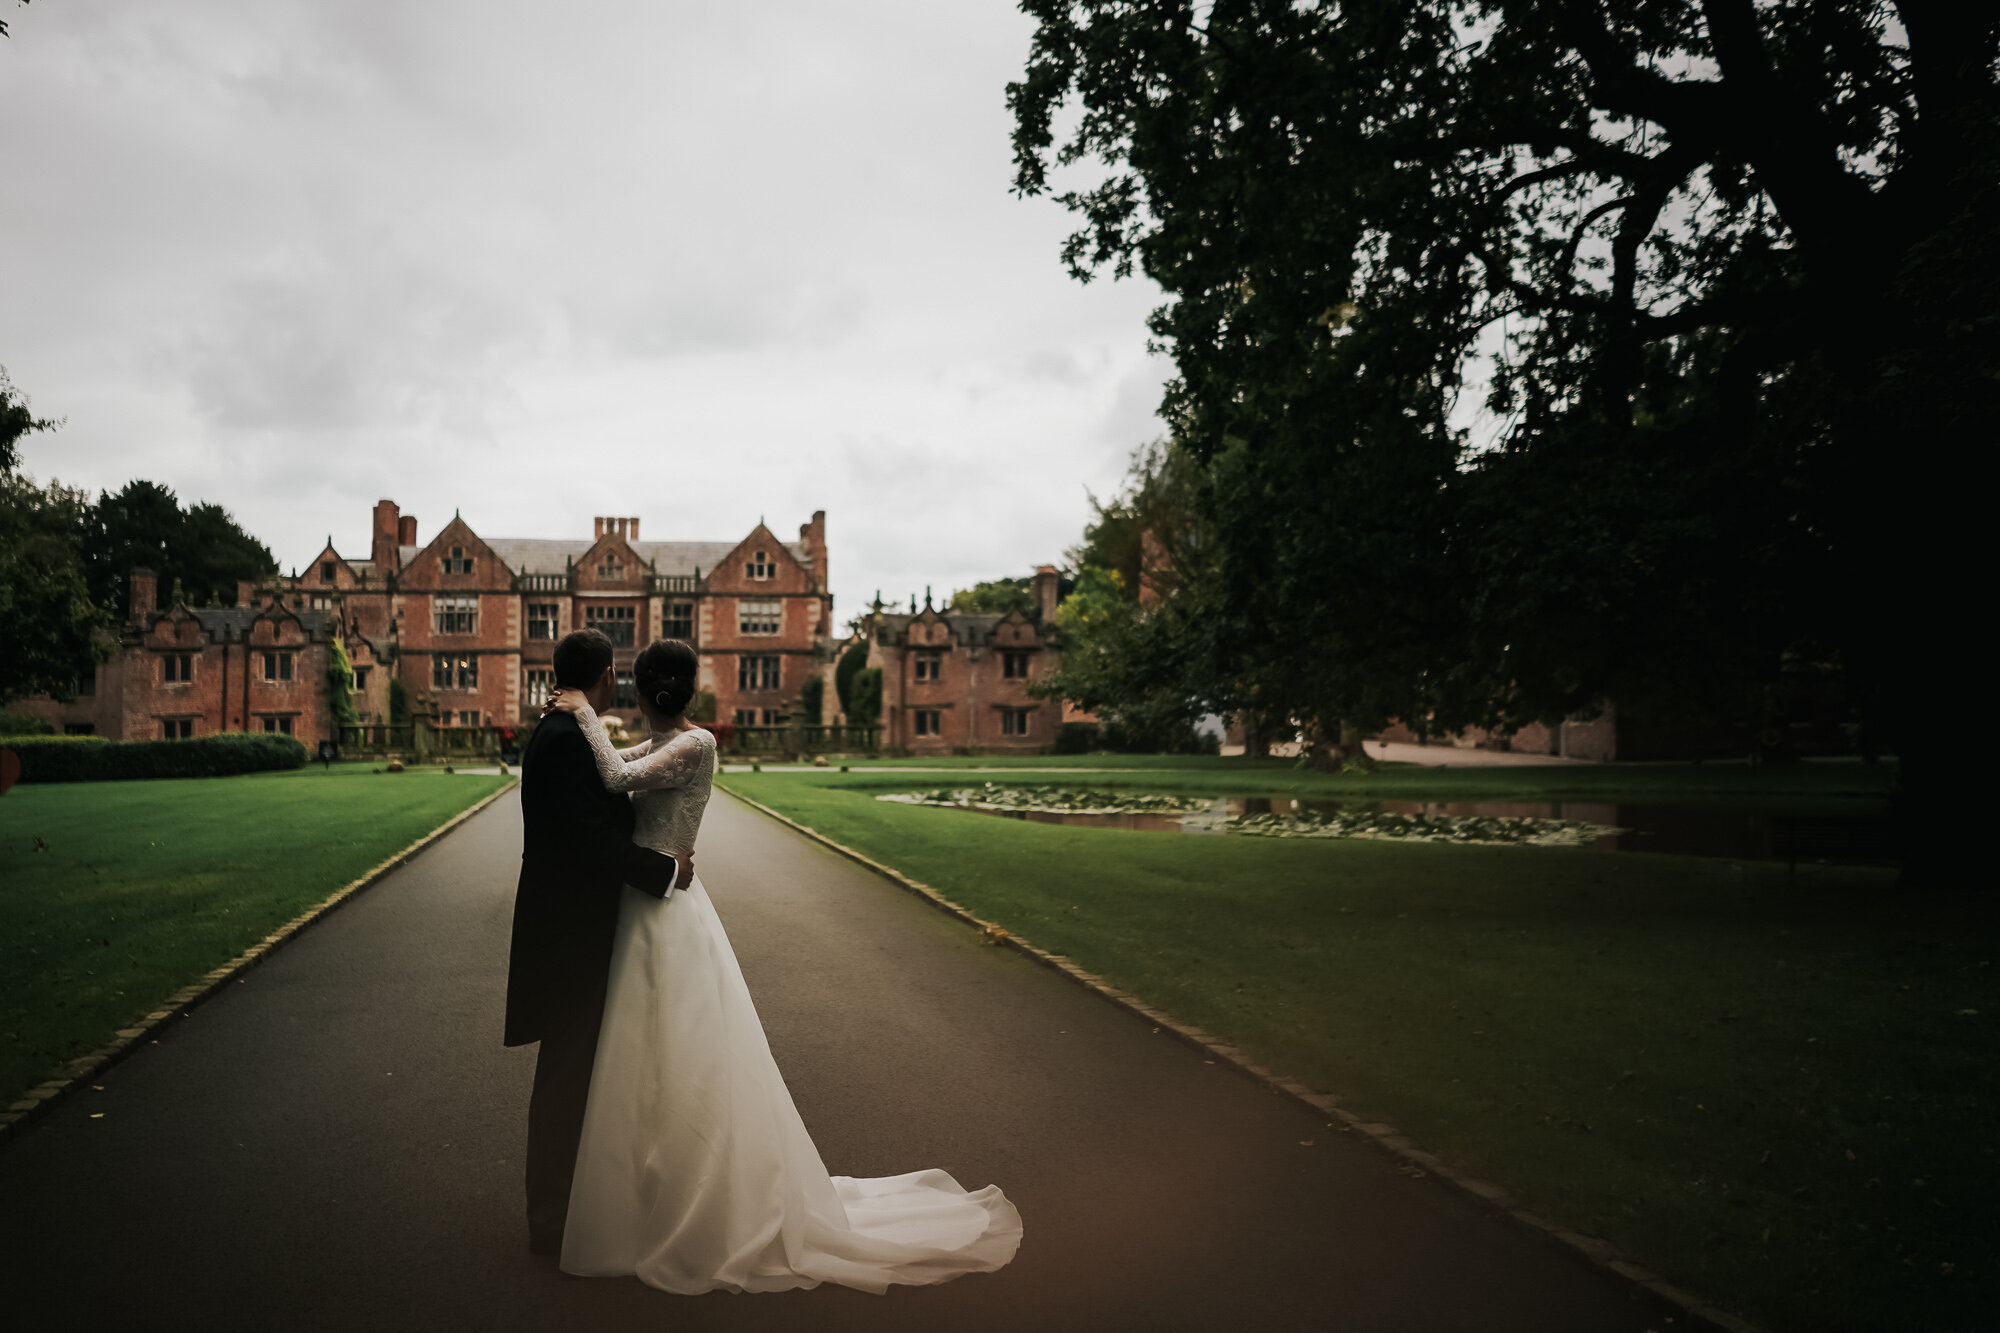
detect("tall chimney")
[398,515,418,548]
[235,579,255,607]
[371,500,400,575]
[595,517,606,539]
[628,517,640,541]
[129,568,158,623]
[1033,564,1059,623]
[801,510,827,590]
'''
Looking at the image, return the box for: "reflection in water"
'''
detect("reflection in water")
[966,797,1897,863]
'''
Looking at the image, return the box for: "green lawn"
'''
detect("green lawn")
[0,765,513,1109]
[720,768,1988,1333]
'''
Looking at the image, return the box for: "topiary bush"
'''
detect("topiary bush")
[5,731,309,782]
[0,711,57,737]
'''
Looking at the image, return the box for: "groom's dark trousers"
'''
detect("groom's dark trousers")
[504,711,677,1254]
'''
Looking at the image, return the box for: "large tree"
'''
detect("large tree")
[1011,1,1995,763]
[1,370,105,703]
[82,480,277,613]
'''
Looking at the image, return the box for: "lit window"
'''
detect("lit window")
[262,652,294,682]
[161,718,194,740]
[738,599,781,635]
[434,595,478,635]
[527,602,561,640]
[737,655,781,691]
[524,668,554,699]
[1002,651,1030,679]
[1001,708,1032,736]
[913,709,941,737]
[914,652,942,682]
[442,546,474,576]
[586,604,635,646]
[433,654,477,690]
[747,550,774,580]
[162,653,194,683]
[665,601,693,640]
[615,672,637,709]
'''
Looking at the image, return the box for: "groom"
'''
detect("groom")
[504,627,692,1256]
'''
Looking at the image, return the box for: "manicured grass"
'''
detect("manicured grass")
[720,770,1989,1333]
[0,765,513,1109]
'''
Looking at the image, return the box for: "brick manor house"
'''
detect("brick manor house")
[26,500,836,746]
[856,568,1072,754]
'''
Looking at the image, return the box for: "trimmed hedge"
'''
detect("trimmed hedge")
[2,732,309,783]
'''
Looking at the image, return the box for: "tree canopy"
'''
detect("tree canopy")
[82,480,277,614]
[1011,0,1994,758]
[949,577,1037,617]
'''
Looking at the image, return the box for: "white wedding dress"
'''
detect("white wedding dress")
[558,705,1023,1293]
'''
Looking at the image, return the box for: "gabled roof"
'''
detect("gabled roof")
[472,538,809,580]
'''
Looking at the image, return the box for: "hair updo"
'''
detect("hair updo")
[633,638,698,718]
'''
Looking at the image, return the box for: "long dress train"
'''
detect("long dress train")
[557,706,1022,1294]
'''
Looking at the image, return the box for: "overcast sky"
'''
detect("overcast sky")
[1,0,1171,626]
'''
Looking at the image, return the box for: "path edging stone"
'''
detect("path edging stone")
[722,783,1768,1333]
[0,778,521,1148]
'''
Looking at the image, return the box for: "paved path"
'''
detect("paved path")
[1,790,1681,1332]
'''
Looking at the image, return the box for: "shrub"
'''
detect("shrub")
[1053,721,1098,755]
[6,731,308,782]
[687,689,717,723]
[834,639,869,714]
[847,667,882,727]
[0,711,57,737]
[799,676,824,724]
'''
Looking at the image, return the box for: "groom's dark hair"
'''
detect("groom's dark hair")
[553,629,615,689]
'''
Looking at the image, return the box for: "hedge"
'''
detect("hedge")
[2,732,309,783]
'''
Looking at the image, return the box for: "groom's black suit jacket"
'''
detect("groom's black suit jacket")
[504,711,677,1047]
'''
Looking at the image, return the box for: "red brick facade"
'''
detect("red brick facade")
[286,501,835,735]
[865,566,1067,754]
[19,502,838,746]
[19,568,341,747]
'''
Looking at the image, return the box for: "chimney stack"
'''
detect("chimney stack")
[371,500,400,576]
[595,517,606,539]
[398,515,418,548]
[1032,565,1060,623]
[629,517,640,541]
[235,579,255,607]
[129,568,158,623]
[801,510,827,590]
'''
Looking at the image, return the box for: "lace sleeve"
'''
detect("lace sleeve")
[575,705,713,794]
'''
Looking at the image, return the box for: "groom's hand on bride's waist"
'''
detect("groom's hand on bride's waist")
[619,847,679,899]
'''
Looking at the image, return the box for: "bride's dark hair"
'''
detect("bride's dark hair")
[633,638,698,718]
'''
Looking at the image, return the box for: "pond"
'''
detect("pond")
[882,788,1898,863]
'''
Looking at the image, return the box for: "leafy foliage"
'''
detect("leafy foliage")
[80,480,276,614]
[0,472,108,705]
[846,666,883,727]
[834,638,869,715]
[326,638,359,728]
[798,674,825,724]
[1010,0,1996,757]
[948,577,1035,616]
[0,710,56,736]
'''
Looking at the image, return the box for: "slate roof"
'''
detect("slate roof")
[402,538,810,579]
[873,610,1039,650]
[166,606,338,640]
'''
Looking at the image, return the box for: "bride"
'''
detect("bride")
[544,638,1022,1294]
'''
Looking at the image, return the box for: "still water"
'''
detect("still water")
[965,796,1898,863]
